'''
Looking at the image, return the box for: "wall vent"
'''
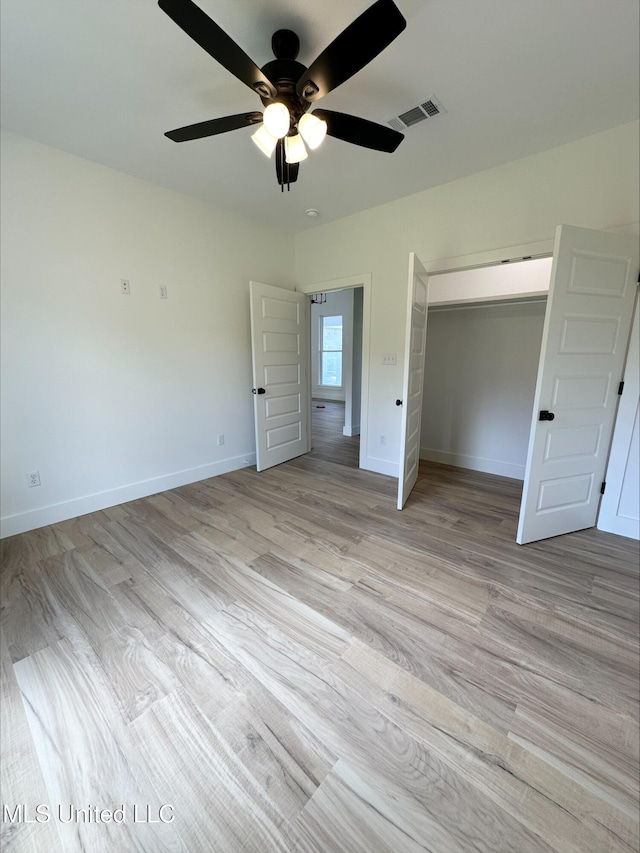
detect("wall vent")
[387,96,446,132]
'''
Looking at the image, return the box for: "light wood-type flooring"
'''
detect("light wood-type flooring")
[1,403,639,852]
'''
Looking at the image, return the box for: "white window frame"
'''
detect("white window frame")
[319,313,344,389]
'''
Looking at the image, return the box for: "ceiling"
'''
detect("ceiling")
[1,0,638,233]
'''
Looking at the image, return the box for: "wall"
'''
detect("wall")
[421,300,546,479]
[3,122,637,534]
[294,121,640,477]
[0,131,295,536]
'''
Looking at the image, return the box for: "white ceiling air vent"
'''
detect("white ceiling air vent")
[387,96,446,132]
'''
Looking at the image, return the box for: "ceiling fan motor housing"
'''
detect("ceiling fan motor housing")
[260,32,312,135]
[271,29,300,61]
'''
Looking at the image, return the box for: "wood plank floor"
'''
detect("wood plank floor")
[1,413,638,851]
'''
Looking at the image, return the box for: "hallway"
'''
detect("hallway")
[310,400,360,469]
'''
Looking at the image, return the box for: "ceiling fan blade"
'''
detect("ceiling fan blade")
[165,112,262,142]
[158,0,276,98]
[313,109,404,152]
[296,0,406,101]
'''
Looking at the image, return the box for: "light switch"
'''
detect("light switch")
[382,353,397,365]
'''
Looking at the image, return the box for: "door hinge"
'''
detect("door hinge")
[618,380,624,395]
[600,481,606,495]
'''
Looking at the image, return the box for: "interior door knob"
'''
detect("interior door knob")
[252,388,266,395]
[396,399,403,406]
[539,410,555,421]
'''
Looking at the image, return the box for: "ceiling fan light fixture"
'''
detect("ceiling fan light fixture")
[298,112,327,150]
[263,102,290,139]
[284,134,308,164]
[251,124,278,157]
[159,0,408,190]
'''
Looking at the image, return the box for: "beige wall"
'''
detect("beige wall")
[294,121,640,475]
[2,121,638,534]
[0,131,295,535]
[421,300,547,479]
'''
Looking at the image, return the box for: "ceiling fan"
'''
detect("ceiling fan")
[159,0,406,190]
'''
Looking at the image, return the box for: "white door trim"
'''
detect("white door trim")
[423,240,555,276]
[421,222,638,277]
[297,274,372,472]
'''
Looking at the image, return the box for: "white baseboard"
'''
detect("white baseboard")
[343,424,360,437]
[419,447,524,480]
[0,453,256,539]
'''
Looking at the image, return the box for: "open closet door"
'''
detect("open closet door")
[597,295,640,539]
[250,281,310,472]
[397,253,429,509]
[517,225,639,544]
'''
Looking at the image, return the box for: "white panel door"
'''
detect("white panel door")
[598,295,640,539]
[397,253,429,510]
[517,226,639,544]
[250,281,310,472]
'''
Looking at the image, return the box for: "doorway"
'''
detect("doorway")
[309,287,363,466]
[297,273,372,471]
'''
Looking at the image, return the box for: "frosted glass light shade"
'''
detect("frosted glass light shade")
[251,124,278,157]
[298,112,327,149]
[284,133,309,163]
[263,103,290,139]
[284,134,308,164]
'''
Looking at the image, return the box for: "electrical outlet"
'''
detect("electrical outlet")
[379,434,386,445]
[121,279,130,295]
[27,471,41,487]
[217,434,225,446]
[159,285,168,299]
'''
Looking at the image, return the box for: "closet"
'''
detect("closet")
[414,229,638,543]
[420,258,552,480]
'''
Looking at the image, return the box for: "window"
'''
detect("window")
[320,315,343,386]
